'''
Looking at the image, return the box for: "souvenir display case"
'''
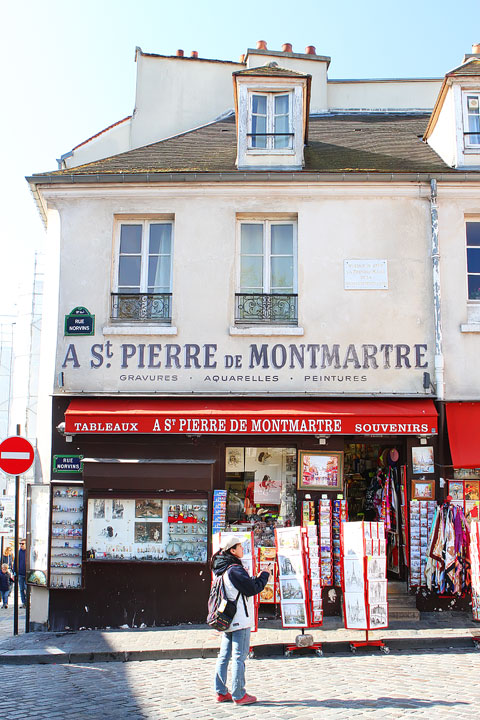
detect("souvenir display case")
[318,499,333,585]
[49,483,84,589]
[449,477,480,525]
[258,547,276,604]
[26,484,50,587]
[86,495,208,563]
[340,521,388,630]
[275,526,323,628]
[333,500,348,586]
[304,525,323,625]
[408,500,436,587]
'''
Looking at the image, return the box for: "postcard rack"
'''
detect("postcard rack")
[275,526,323,657]
[340,521,390,653]
[408,500,436,588]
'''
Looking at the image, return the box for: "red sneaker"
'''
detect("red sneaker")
[216,692,232,702]
[234,693,257,705]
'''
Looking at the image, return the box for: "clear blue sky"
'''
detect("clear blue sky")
[1,0,479,315]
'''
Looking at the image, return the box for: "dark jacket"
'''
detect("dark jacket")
[18,548,26,577]
[212,552,269,596]
[0,570,11,593]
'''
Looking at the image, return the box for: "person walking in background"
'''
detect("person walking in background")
[0,564,13,608]
[18,540,27,608]
[211,537,271,706]
[1,547,14,601]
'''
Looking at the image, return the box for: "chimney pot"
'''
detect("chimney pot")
[305,45,316,55]
[282,43,293,53]
[256,40,267,50]
[176,49,184,57]
[239,53,245,63]
[472,43,480,55]
[191,50,198,58]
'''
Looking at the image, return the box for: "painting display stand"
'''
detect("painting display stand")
[341,521,390,654]
[349,630,388,654]
[284,628,323,658]
[275,526,323,658]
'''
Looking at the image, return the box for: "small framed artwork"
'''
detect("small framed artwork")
[281,602,307,627]
[298,450,344,491]
[225,448,245,473]
[411,446,434,474]
[448,481,464,501]
[411,479,435,501]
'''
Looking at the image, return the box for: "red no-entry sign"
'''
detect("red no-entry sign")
[0,436,35,475]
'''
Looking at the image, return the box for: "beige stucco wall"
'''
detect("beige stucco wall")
[328,79,441,111]
[41,182,435,400]
[437,185,480,399]
[130,54,240,151]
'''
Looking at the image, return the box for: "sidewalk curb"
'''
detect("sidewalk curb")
[0,635,477,665]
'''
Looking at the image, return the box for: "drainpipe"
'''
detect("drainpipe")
[430,178,444,401]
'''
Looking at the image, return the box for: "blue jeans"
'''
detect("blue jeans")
[214,627,251,701]
[1,590,9,607]
[19,576,26,605]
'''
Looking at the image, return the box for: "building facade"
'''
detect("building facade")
[27,41,480,630]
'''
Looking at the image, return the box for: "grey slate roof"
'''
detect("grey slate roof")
[33,113,452,177]
[448,59,480,76]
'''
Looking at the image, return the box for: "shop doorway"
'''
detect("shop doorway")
[344,442,406,581]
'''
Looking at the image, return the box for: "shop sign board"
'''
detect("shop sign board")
[65,413,437,436]
[64,307,95,336]
[344,259,388,290]
[0,436,35,475]
[53,455,84,473]
[58,338,433,395]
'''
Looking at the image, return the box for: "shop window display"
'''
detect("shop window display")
[225,447,296,547]
[49,484,84,589]
[86,497,208,562]
[344,443,403,577]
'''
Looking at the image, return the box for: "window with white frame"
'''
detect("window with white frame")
[249,92,293,150]
[463,93,480,147]
[466,221,480,300]
[236,220,297,324]
[113,221,173,322]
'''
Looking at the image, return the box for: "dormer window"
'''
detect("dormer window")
[463,93,480,146]
[234,65,311,170]
[249,92,292,150]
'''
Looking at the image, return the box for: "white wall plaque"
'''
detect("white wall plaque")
[344,259,388,290]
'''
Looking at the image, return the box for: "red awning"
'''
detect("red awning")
[65,398,437,435]
[446,402,480,468]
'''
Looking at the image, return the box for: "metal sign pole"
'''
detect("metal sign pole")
[13,424,20,636]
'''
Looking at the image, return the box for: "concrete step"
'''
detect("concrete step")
[388,595,417,607]
[387,581,409,596]
[388,607,421,621]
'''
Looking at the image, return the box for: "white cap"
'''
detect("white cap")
[220,536,242,552]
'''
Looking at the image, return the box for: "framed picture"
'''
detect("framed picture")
[411,479,435,501]
[225,448,245,473]
[281,602,307,627]
[344,592,367,629]
[369,602,388,628]
[448,481,464,501]
[411,446,434,474]
[298,451,344,491]
[280,578,305,601]
[343,558,364,592]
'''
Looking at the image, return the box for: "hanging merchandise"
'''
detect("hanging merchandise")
[424,501,470,595]
[333,500,348,586]
[318,500,333,585]
[341,521,388,630]
[470,520,480,620]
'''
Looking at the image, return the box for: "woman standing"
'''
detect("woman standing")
[211,536,271,706]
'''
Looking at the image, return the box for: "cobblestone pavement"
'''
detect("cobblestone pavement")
[3,648,480,720]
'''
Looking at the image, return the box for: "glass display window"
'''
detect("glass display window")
[86,496,208,563]
[224,447,297,547]
[49,484,84,589]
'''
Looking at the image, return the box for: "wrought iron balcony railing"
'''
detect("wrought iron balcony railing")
[111,293,172,323]
[235,293,298,325]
